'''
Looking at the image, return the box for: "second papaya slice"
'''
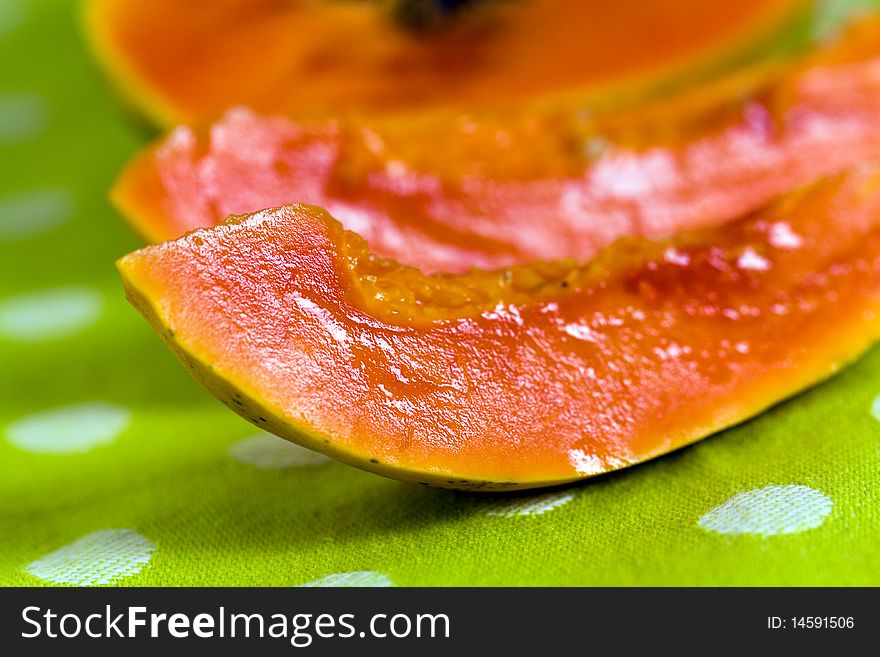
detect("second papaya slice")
[118,165,880,489]
[115,17,880,273]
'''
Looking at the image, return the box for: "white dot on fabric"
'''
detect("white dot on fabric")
[6,402,130,454]
[299,571,393,588]
[698,485,833,537]
[229,433,330,469]
[0,94,48,145]
[0,188,73,240]
[870,394,880,421]
[25,529,155,585]
[0,286,101,341]
[0,1,26,37]
[479,490,576,517]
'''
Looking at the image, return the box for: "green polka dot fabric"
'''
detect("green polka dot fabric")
[2,0,880,587]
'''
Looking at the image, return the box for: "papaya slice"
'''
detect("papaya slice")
[114,16,880,273]
[118,166,880,490]
[85,0,808,127]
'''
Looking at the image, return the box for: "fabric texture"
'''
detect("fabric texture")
[2,0,880,587]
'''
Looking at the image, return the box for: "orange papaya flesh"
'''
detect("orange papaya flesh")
[118,166,880,490]
[114,17,880,274]
[85,0,806,127]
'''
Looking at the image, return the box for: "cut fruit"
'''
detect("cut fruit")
[115,16,880,273]
[85,0,809,126]
[118,166,880,490]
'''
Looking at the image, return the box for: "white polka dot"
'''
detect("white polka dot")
[0,189,73,241]
[0,94,48,145]
[478,490,576,517]
[299,571,393,587]
[6,402,130,454]
[25,529,155,585]
[698,485,833,537]
[229,433,330,469]
[0,286,101,341]
[0,1,26,37]
[870,394,880,421]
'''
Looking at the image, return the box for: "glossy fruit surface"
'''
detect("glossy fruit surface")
[118,166,880,489]
[114,17,880,273]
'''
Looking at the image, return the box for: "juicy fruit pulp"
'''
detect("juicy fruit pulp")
[118,166,880,489]
[85,0,806,126]
[115,17,880,273]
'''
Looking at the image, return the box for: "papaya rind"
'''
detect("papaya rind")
[82,0,186,127]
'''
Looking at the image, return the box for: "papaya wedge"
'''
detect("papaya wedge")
[115,16,880,273]
[84,0,808,127]
[118,166,880,490]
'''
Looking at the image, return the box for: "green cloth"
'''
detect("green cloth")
[2,0,880,587]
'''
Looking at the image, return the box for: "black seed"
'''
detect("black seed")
[369,459,379,464]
